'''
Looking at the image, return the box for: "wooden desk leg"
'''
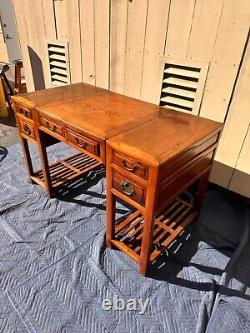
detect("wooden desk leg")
[106,144,115,248]
[37,133,53,197]
[194,170,210,211]
[19,136,34,183]
[139,167,159,276]
[106,192,116,248]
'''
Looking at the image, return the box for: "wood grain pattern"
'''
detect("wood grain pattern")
[164,0,195,58]
[110,0,128,94]
[187,0,224,61]
[124,0,148,98]
[210,36,250,189]
[94,0,110,89]
[79,0,96,85]
[199,0,250,122]
[140,0,170,104]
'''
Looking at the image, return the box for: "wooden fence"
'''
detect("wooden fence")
[13,0,250,197]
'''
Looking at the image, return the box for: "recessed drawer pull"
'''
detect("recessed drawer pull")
[74,137,88,149]
[122,160,138,172]
[23,123,31,136]
[120,181,135,196]
[46,121,56,132]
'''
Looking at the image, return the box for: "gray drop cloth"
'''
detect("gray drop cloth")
[0,142,249,333]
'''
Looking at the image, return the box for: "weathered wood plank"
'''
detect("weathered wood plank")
[124,0,148,99]
[164,0,195,59]
[110,0,128,94]
[187,0,224,61]
[79,0,95,85]
[23,0,50,89]
[140,0,170,104]
[53,0,67,41]
[199,0,250,122]
[13,0,35,91]
[65,0,82,83]
[210,34,250,188]
[94,0,110,89]
[229,125,250,197]
[42,0,57,40]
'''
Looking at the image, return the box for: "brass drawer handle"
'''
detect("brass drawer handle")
[74,137,88,149]
[122,160,137,173]
[23,123,31,136]
[46,121,56,132]
[120,181,135,196]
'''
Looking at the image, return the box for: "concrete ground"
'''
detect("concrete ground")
[0,110,19,147]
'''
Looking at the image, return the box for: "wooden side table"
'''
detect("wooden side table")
[106,110,222,275]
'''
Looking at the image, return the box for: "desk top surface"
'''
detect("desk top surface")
[13,83,159,139]
[108,109,222,165]
[13,83,222,162]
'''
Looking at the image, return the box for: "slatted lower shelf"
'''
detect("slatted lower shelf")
[111,198,198,263]
[31,153,102,189]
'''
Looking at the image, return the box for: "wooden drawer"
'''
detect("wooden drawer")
[113,152,148,179]
[67,129,99,156]
[158,149,214,209]
[113,172,146,206]
[160,133,219,181]
[40,116,64,137]
[16,105,33,120]
[18,117,36,140]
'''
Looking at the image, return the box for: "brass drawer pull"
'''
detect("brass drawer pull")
[23,123,31,136]
[120,181,135,196]
[46,121,56,132]
[122,160,137,172]
[74,137,88,149]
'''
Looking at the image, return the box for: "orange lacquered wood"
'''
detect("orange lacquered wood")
[12,82,222,274]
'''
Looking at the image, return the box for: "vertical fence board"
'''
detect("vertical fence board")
[42,0,56,40]
[66,0,82,83]
[199,0,250,122]
[187,0,224,61]
[54,0,67,41]
[210,37,250,188]
[13,0,34,91]
[140,0,170,104]
[94,0,110,89]
[229,125,250,197]
[110,0,128,94]
[23,0,50,89]
[164,0,195,59]
[124,0,148,99]
[80,0,95,85]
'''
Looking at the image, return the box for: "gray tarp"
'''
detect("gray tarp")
[0,142,249,333]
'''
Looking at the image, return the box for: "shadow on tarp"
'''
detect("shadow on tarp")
[0,146,8,163]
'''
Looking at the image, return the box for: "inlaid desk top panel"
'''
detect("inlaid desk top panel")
[13,83,159,140]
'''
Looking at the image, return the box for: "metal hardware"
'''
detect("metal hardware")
[20,108,30,118]
[122,160,137,173]
[120,181,135,196]
[75,137,88,149]
[46,121,56,132]
[23,124,31,136]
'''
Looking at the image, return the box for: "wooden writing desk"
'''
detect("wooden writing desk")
[12,83,222,275]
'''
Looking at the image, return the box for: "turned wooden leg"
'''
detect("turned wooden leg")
[19,136,34,183]
[194,170,210,211]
